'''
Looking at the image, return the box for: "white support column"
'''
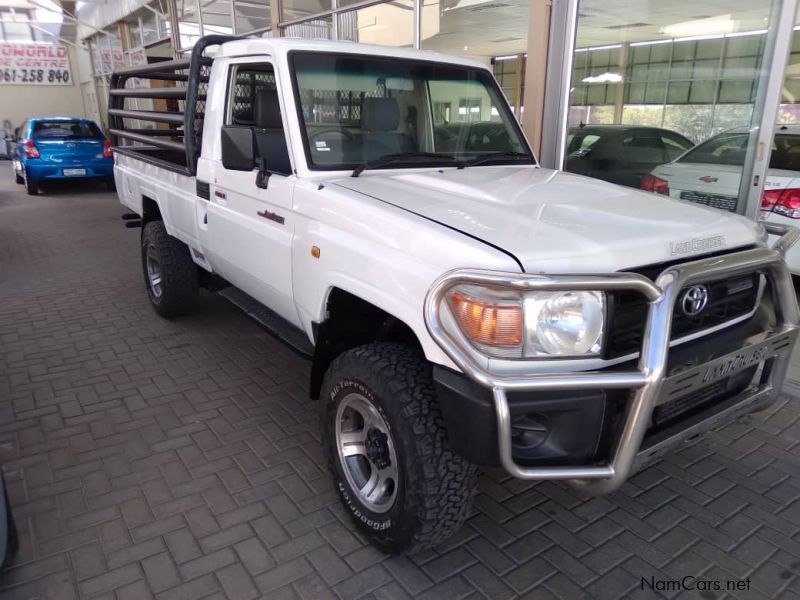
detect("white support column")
[413,0,422,49]
[538,0,578,169]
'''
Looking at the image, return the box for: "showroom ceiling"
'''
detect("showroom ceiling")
[425,0,783,60]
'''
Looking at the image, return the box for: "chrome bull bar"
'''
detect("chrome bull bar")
[424,225,800,494]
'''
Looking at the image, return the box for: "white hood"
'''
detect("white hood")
[330,166,762,273]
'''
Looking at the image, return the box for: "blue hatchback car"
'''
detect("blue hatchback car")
[12,117,114,195]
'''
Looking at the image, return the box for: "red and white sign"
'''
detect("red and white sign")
[0,43,72,85]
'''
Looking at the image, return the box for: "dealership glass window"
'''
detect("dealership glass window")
[420,0,528,116]
[141,10,161,45]
[564,0,782,210]
[493,56,523,107]
[0,10,33,42]
[421,0,528,61]
[176,0,202,48]
[779,10,800,123]
[284,16,333,40]
[128,19,142,48]
[337,0,414,46]
[233,0,270,34]
[199,0,234,35]
[282,0,330,23]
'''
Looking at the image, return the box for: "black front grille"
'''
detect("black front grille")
[652,378,729,427]
[606,259,759,358]
[650,364,758,429]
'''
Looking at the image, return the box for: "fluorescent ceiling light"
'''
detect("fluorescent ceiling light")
[726,29,767,38]
[582,72,623,84]
[629,39,673,47]
[663,15,736,37]
[587,44,622,51]
[674,33,725,42]
[494,54,518,61]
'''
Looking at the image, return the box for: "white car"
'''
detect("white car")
[108,35,799,552]
[645,125,800,273]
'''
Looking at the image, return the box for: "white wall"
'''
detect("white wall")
[0,46,89,130]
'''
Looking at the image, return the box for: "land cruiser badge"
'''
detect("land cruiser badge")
[670,235,726,257]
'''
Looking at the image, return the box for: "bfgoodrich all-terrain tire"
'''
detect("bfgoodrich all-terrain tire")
[141,220,198,318]
[321,343,478,553]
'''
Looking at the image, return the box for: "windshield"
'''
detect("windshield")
[676,131,800,171]
[291,52,534,170]
[676,132,748,166]
[33,121,101,140]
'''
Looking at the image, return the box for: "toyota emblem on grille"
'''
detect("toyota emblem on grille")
[680,285,709,317]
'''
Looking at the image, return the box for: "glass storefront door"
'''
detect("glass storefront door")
[557,0,796,219]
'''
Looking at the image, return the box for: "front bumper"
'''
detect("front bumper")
[424,224,800,494]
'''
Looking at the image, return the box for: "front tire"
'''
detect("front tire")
[321,343,478,553]
[141,220,198,318]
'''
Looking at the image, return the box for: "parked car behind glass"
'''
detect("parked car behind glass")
[12,118,114,196]
[643,125,800,274]
[565,124,694,188]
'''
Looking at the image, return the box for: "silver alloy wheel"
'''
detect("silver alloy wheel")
[145,245,163,299]
[335,392,399,514]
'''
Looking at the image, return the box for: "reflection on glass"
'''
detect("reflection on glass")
[141,11,160,45]
[128,20,142,47]
[420,0,529,61]
[199,0,234,35]
[284,16,332,40]
[565,0,778,204]
[337,0,414,47]
[281,0,329,23]
[176,0,201,48]
[232,0,270,34]
[645,127,800,223]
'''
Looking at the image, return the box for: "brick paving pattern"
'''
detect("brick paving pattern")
[1,176,800,599]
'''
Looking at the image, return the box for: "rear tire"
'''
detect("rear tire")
[105,178,116,191]
[24,175,37,195]
[141,220,198,318]
[321,343,478,554]
[14,172,23,185]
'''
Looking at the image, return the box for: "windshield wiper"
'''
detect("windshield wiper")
[351,152,457,177]
[457,151,532,169]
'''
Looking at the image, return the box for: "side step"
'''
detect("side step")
[219,287,314,358]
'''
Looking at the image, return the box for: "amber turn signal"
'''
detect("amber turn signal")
[448,290,523,347]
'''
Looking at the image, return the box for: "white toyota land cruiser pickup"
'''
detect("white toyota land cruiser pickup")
[109,35,800,553]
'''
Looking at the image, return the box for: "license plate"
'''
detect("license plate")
[63,168,86,177]
[701,345,770,385]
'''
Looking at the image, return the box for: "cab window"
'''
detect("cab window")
[224,63,291,176]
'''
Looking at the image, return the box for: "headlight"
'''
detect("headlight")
[446,286,605,359]
[524,291,604,356]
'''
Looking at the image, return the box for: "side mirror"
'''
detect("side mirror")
[221,125,255,171]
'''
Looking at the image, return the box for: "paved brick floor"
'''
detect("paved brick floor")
[2,174,800,600]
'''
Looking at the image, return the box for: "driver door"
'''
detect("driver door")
[198,59,300,326]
